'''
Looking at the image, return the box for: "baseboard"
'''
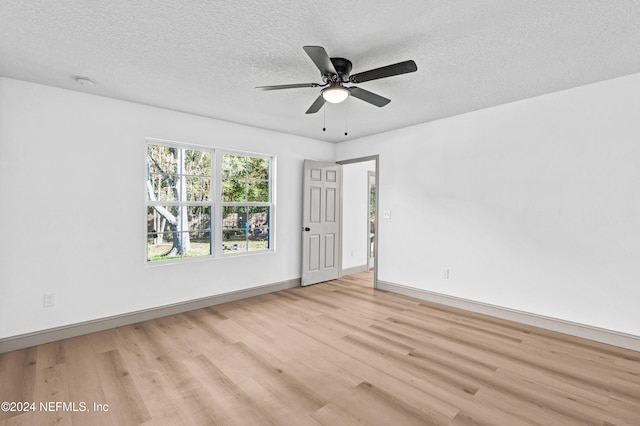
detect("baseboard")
[341,264,368,276]
[0,278,300,354]
[377,280,640,352]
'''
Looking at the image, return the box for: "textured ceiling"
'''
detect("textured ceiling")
[2,1,640,143]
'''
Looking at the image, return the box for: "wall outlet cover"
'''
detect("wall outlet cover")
[441,268,450,280]
[44,293,56,307]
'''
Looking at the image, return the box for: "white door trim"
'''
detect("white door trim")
[337,155,379,289]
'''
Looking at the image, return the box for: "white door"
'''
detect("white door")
[301,160,342,286]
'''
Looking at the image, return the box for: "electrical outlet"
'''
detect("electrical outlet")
[383,210,391,219]
[43,293,56,307]
[441,268,450,280]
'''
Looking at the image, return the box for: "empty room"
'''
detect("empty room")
[1,1,639,425]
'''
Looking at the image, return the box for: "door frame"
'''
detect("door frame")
[337,155,379,289]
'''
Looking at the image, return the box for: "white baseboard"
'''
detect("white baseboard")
[377,281,640,352]
[341,264,368,276]
[0,278,300,354]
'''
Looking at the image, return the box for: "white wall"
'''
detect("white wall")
[0,77,335,338]
[3,72,640,341]
[337,73,640,336]
[341,160,375,270]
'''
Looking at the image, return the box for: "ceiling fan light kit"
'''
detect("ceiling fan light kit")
[256,46,417,120]
[322,86,350,103]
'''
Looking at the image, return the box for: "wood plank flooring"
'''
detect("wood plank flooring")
[1,272,639,425]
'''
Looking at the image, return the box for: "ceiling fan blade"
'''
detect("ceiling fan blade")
[349,60,417,83]
[256,83,320,91]
[303,46,338,76]
[349,87,391,107]
[305,95,325,114]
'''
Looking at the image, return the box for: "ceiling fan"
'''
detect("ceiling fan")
[256,46,417,114]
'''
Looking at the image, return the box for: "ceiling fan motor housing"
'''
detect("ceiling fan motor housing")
[328,57,352,81]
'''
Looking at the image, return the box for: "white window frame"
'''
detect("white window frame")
[218,149,275,256]
[145,138,275,264]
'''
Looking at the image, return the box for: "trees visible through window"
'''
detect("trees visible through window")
[221,153,271,253]
[146,141,273,262]
[146,144,212,261]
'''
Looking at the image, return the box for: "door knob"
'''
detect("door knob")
[302,227,311,232]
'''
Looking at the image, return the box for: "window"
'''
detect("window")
[146,140,273,262]
[221,153,271,253]
[146,143,213,261]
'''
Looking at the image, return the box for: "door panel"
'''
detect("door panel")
[310,187,321,223]
[302,160,342,286]
[326,188,336,222]
[324,233,336,268]
[309,234,320,271]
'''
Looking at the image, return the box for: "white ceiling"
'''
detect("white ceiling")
[2,1,640,143]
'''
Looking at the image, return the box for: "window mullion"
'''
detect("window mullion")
[213,149,223,257]
[221,202,271,207]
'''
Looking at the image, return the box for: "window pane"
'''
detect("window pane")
[148,145,179,175]
[222,154,270,203]
[148,145,212,203]
[248,228,269,251]
[222,154,247,179]
[147,146,179,202]
[222,178,268,202]
[147,206,212,261]
[247,206,269,226]
[147,172,180,201]
[222,206,249,253]
[222,154,269,180]
[223,231,247,253]
[186,206,211,233]
[148,232,175,261]
[247,179,269,202]
[222,206,246,229]
[185,176,211,202]
[222,179,246,202]
[188,231,212,257]
[248,206,269,250]
[246,157,269,180]
[184,149,211,176]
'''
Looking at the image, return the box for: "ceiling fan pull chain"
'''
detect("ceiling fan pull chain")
[322,105,326,132]
[344,100,348,136]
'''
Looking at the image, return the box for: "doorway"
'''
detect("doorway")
[368,170,376,271]
[338,156,378,288]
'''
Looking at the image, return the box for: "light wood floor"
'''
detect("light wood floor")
[1,272,639,425]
